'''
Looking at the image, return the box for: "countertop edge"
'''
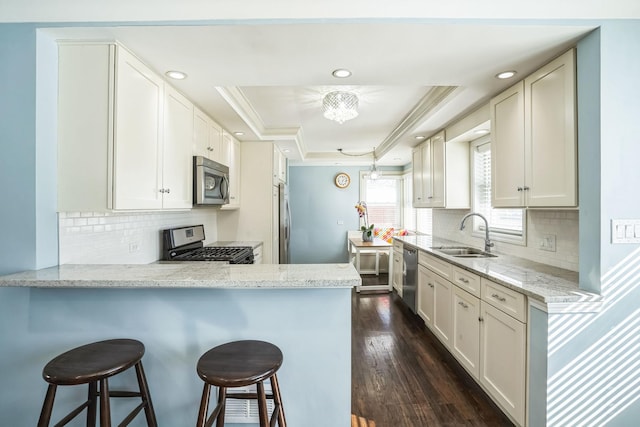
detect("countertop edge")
[395,236,601,307]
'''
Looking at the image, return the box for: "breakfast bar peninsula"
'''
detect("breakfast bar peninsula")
[0,263,360,427]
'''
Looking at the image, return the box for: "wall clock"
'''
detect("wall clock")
[334,172,351,188]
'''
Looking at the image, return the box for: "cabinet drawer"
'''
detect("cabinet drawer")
[481,279,526,323]
[452,266,480,297]
[392,239,403,252]
[419,251,452,280]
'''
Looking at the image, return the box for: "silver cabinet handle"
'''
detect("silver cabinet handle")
[458,278,469,284]
[428,283,434,288]
[165,188,170,194]
[491,293,507,302]
[523,186,530,191]
[517,187,523,192]
[458,301,469,309]
[159,188,171,194]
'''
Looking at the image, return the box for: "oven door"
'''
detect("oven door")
[194,157,230,205]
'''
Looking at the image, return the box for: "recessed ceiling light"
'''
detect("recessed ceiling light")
[496,70,517,79]
[165,70,187,80]
[332,69,352,78]
[474,129,490,135]
[283,149,291,153]
[415,135,426,140]
[233,131,244,136]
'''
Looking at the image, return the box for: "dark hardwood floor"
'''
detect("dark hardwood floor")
[352,275,514,427]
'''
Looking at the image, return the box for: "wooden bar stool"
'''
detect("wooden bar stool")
[37,338,157,427]
[196,340,287,427]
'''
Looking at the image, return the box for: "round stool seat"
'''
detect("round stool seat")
[197,340,283,388]
[43,339,144,385]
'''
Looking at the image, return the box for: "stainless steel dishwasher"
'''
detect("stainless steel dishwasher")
[402,246,418,313]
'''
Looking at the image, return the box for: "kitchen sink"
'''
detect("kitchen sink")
[431,246,497,258]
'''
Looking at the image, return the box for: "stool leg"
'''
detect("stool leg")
[216,387,227,427]
[99,379,111,427]
[37,384,57,427]
[196,383,211,427]
[270,374,287,427]
[134,361,158,427]
[87,381,98,427]
[256,381,269,427]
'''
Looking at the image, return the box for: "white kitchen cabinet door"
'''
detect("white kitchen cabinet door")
[220,131,241,210]
[112,47,164,210]
[162,85,193,209]
[417,265,434,328]
[193,107,222,161]
[491,48,577,209]
[432,273,453,348]
[392,242,403,295]
[524,48,577,207]
[452,286,480,379]
[429,132,445,208]
[480,302,526,426]
[490,81,525,208]
[412,146,425,207]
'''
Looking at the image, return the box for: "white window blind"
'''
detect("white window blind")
[473,141,523,236]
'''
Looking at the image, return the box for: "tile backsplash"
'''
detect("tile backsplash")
[58,210,218,264]
[433,209,579,271]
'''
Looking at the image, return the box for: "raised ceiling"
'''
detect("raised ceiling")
[8,1,639,165]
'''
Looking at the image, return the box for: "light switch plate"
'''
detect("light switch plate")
[611,219,640,244]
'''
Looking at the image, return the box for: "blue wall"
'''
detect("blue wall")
[0,25,39,276]
[289,165,402,264]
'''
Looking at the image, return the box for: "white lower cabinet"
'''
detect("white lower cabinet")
[432,274,453,348]
[392,241,403,296]
[417,250,527,426]
[417,265,434,327]
[480,281,527,427]
[452,286,480,378]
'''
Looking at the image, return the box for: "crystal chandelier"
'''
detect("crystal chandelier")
[322,91,359,124]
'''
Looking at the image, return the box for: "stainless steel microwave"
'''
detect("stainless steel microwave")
[193,156,229,206]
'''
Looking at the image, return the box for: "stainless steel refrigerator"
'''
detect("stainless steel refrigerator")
[278,182,291,264]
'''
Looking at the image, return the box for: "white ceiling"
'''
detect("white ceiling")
[9,1,639,165]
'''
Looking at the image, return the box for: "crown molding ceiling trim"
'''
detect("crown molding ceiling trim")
[375,85,458,159]
[215,86,265,137]
[216,86,307,160]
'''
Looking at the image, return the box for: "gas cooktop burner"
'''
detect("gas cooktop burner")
[173,246,254,264]
[162,225,254,264]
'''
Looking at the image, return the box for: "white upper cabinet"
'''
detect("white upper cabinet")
[220,130,241,210]
[412,130,469,209]
[272,146,287,185]
[491,48,577,208]
[193,106,222,162]
[162,85,194,209]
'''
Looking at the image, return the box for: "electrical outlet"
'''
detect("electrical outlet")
[539,234,556,252]
[337,220,344,225]
[129,242,140,253]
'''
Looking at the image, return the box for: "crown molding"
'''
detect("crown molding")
[375,85,458,159]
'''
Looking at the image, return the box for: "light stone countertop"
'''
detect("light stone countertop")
[0,263,360,289]
[396,235,601,305]
[209,241,263,249]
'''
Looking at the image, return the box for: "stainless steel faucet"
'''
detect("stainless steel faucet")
[459,212,494,253]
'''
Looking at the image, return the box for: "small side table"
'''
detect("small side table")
[347,236,392,292]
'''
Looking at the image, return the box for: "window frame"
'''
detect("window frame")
[470,136,527,246]
[358,170,405,230]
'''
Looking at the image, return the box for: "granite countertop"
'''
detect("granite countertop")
[209,241,263,249]
[0,263,360,289]
[395,235,600,305]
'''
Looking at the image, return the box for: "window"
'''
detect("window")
[359,170,432,235]
[471,137,525,243]
[402,172,432,235]
[360,172,403,229]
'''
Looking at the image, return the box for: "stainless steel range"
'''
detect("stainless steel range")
[162,225,254,264]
